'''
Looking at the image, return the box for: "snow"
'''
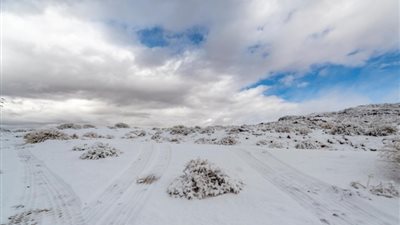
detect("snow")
[1,103,399,225]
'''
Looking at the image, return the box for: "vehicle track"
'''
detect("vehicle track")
[235,148,398,225]
[97,144,172,225]
[82,144,156,225]
[15,145,86,225]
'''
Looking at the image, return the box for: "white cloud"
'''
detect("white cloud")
[2,1,398,126]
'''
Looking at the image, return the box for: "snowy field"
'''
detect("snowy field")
[1,104,399,225]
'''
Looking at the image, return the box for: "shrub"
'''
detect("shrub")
[79,142,121,160]
[83,124,96,129]
[367,125,397,136]
[82,132,114,139]
[24,129,70,143]
[295,140,319,149]
[369,182,399,198]
[329,123,364,136]
[123,130,146,139]
[114,122,130,128]
[82,132,101,138]
[167,159,243,199]
[217,136,238,145]
[194,138,217,144]
[296,127,311,135]
[351,181,399,198]
[169,125,194,136]
[70,134,79,139]
[151,131,163,142]
[56,123,82,130]
[274,125,291,133]
[137,174,159,184]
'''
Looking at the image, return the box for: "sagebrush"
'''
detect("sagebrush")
[24,129,70,143]
[167,159,243,199]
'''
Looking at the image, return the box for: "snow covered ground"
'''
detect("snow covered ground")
[1,104,399,225]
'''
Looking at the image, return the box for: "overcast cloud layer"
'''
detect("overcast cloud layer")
[2,0,399,126]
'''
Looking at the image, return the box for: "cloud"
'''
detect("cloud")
[2,0,399,126]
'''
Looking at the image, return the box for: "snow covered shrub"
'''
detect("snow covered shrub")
[369,182,399,198]
[198,126,215,135]
[114,122,130,128]
[137,174,159,184]
[123,130,146,139]
[6,208,51,225]
[256,140,284,148]
[70,133,79,139]
[274,125,291,133]
[217,136,238,145]
[57,123,82,130]
[79,142,121,160]
[151,131,163,142]
[83,124,96,129]
[366,125,397,136]
[83,132,101,138]
[227,127,249,135]
[350,180,399,198]
[194,138,217,144]
[167,159,243,199]
[169,125,194,136]
[296,127,311,135]
[256,140,269,146]
[380,138,400,166]
[329,123,364,136]
[295,140,318,149]
[24,129,70,143]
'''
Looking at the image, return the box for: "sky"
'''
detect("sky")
[2,0,399,126]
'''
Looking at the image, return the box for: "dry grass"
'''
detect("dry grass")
[136,174,159,184]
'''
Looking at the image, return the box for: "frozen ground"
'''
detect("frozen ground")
[1,103,399,225]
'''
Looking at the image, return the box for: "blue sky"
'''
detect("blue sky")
[249,51,399,103]
[137,26,207,48]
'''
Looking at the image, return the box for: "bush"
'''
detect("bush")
[82,124,96,129]
[295,140,319,149]
[296,127,311,135]
[56,123,82,130]
[167,159,243,199]
[114,122,130,128]
[82,132,114,139]
[274,125,291,133]
[329,123,365,136]
[169,125,194,136]
[123,130,146,139]
[83,132,101,138]
[217,136,238,145]
[194,138,217,144]
[79,142,121,160]
[369,182,399,198]
[367,125,397,136]
[151,131,163,142]
[24,129,70,143]
[137,174,159,184]
[351,181,399,198]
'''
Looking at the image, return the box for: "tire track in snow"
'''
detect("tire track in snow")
[16,146,86,225]
[97,144,172,225]
[82,144,156,225]
[235,149,398,225]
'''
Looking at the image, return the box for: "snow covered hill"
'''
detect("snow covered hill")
[1,103,399,225]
